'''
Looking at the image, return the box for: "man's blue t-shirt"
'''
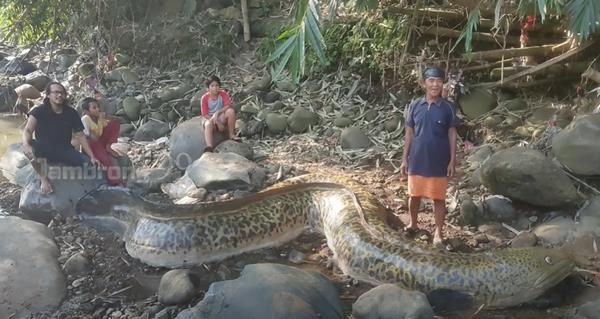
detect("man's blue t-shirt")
[405,97,458,177]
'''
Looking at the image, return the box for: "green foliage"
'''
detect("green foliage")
[266,0,385,83]
[317,16,410,75]
[0,0,77,43]
[566,0,600,39]
[456,0,600,53]
[267,0,327,83]
[452,5,481,53]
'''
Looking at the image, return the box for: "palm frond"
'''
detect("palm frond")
[267,0,328,83]
[452,5,481,54]
[566,0,600,40]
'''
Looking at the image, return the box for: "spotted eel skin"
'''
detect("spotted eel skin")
[75,173,574,308]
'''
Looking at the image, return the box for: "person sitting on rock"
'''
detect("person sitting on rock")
[22,82,101,194]
[80,97,123,186]
[200,75,240,152]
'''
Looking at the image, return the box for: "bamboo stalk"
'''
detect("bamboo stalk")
[241,0,251,42]
[422,26,522,46]
[463,40,572,61]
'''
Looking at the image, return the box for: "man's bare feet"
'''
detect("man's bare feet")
[40,177,53,194]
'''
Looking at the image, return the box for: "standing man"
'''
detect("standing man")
[22,82,101,194]
[400,66,458,248]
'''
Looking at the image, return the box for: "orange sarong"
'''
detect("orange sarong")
[408,175,448,200]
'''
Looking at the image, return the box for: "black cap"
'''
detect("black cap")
[423,66,445,80]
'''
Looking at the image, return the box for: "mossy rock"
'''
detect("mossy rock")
[384,116,400,132]
[458,88,497,120]
[500,98,528,111]
[123,97,141,121]
[266,113,288,134]
[115,53,131,66]
[77,63,95,78]
[333,117,353,128]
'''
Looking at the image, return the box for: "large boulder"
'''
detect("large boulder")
[480,147,579,207]
[0,216,66,318]
[185,152,265,190]
[175,263,343,319]
[169,116,225,169]
[19,165,105,224]
[133,120,171,141]
[552,114,600,176]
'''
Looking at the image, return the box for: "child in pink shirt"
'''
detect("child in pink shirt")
[200,75,240,152]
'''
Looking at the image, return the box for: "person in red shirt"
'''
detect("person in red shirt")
[200,75,240,152]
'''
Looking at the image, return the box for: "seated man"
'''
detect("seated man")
[80,97,122,186]
[21,82,101,194]
[200,75,240,152]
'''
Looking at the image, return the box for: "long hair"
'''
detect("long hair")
[43,81,67,105]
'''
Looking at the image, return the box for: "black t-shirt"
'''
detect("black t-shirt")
[29,102,84,146]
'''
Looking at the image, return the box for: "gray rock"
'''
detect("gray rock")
[483,195,516,222]
[134,120,170,141]
[288,107,318,133]
[123,96,142,121]
[0,216,66,318]
[189,91,203,115]
[161,175,201,200]
[99,97,120,116]
[266,113,288,133]
[245,75,272,94]
[176,263,343,319]
[128,168,181,193]
[276,80,296,92]
[552,114,600,176]
[500,98,528,111]
[352,284,434,319]
[63,252,91,276]
[480,147,579,207]
[157,83,192,102]
[169,116,225,169]
[215,140,253,160]
[575,196,600,236]
[333,117,353,128]
[341,127,371,150]
[0,143,35,187]
[154,307,178,319]
[263,91,280,103]
[572,300,600,319]
[25,70,51,91]
[0,85,17,112]
[186,152,265,190]
[241,103,260,114]
[1,58,36,75]
[533,216,576,246]
[457,88,497,120]
[510,231,538,248]
[158,270,197,305]
[19,166,105,224]
[120,124,135,136]
[458,193,480,226]
[466,144,495,170]
[384,116,400,132]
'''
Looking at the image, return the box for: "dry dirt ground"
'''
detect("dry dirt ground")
[0,139,594,319]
